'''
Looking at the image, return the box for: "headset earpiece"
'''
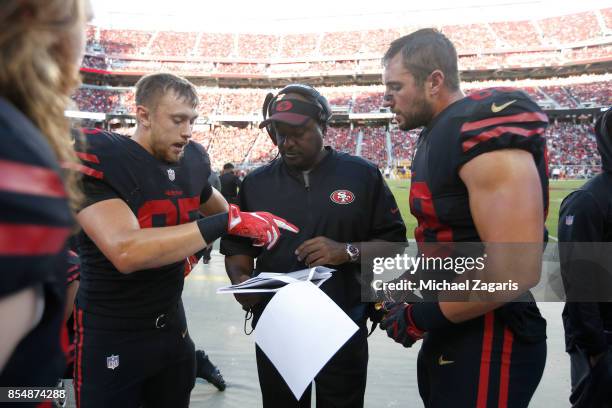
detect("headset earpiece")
[262,92,277,144]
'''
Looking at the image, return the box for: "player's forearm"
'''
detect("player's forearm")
[113,221,206,273]
[437,244,542,323]
[225,255,254,284]
[113,213,230,273]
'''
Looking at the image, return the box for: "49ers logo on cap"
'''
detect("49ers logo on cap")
[276,101,293,112]
[330,190,355,205]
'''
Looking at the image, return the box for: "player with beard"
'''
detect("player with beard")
[379,29,548,407]
[73,73,298,408]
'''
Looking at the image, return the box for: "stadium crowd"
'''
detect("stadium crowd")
[83,8,611,63]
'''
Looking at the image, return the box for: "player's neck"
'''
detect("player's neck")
[430,89,466,124]
[132,127,155,156]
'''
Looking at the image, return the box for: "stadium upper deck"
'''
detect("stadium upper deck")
[80,8,612,84]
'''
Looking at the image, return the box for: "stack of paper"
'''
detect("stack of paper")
[216,266,335,294]
[254,281,359,399]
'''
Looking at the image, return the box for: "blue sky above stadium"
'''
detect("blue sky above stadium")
[90,0,610,32]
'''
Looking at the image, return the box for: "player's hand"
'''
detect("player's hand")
[295,236,348,267]
[233,274,262,310]
[380,302,425,348]
[227,204,299,250]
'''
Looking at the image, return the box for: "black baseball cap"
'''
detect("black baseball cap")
[259,98,323,128]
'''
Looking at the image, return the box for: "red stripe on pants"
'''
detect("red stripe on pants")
[73,308,84,408]
[498,326,514,408]
[476,312,495,408]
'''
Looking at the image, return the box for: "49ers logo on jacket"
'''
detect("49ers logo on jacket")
[330,190,355,205]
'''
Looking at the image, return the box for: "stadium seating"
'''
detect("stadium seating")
[360,127,387,167]
[86,8,610,72]
[602,8,612,30]
[75,8,611,175]
[99,29,153,54]
[538,12,602,44]
[441,24,498,51]
[567,82,612,106]
[196,33,234,58]
[320,31,363,56]
[490,21,542,48]
[353,91,384,113]
[149,31,198,56]
[237,34,280,58]
[72,88,122,113]
[279,34,319,58]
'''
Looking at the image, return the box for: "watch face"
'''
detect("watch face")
[347,244,359,260]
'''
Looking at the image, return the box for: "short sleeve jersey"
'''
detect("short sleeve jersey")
[74,130,212,318]
[409,88,549,342]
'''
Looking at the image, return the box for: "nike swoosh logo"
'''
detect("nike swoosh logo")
[391,208,400,214]
[438,355,455,366]
[182,329,188,338]
[491,99,516,113]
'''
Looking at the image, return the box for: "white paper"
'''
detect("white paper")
[254,281,359,400]
[216,266,334,294]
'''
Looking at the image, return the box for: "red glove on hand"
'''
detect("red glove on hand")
[227,204,299,249]
[380,303,425,348]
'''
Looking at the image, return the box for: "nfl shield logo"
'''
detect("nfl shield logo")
[107,355,120,370]
[167,169,175,181]
[565,215,574,226]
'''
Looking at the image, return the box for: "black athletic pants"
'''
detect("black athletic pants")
[417,312,546,408]
[73,301,196,408]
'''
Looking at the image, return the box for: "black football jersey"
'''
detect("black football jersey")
[409,88,549,342]
[0,97,73,387]
[410,88,549,242]
[74,129,212,318]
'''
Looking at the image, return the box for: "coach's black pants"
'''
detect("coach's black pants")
[417,312,546,408]
[255,324,368,408]
[569,344,612,408]
[73,301,196,408]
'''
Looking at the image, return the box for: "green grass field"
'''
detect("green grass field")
[387,179,587,240]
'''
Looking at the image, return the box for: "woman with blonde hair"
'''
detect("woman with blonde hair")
[0,0,91,388]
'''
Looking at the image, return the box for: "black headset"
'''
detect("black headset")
[262,84,332,145]
[599,107,611,138]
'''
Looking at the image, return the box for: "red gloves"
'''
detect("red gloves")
[227,204,299,249]
[380,303,425,348]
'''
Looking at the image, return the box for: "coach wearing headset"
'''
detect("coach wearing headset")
[221,84,406,407]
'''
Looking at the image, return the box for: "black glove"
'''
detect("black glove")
[380,302,425,348]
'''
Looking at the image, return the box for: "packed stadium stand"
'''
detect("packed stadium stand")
[76,8,610,176]
[84,9,611,66]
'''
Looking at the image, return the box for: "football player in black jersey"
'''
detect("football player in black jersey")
[0,0,91,399]
[379,29,548,407]
[73,73,297,408]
